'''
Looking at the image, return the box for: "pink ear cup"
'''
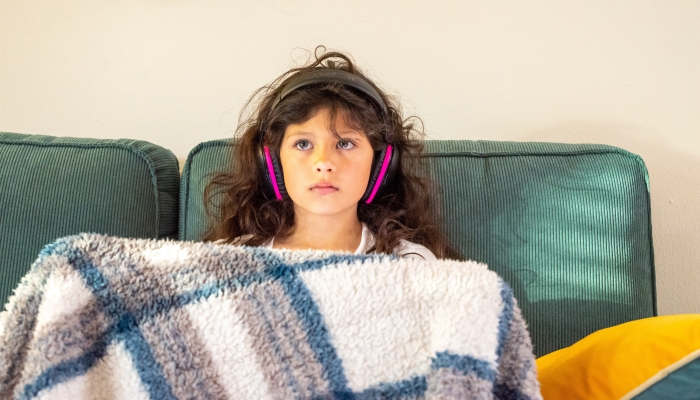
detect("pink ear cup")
[264,146,283,200]
[365,145,393,204]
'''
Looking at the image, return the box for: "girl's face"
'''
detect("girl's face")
[279,107,375,219]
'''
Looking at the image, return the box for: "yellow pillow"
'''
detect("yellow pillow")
[536,314,700,400]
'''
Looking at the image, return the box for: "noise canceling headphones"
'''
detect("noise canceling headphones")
[256,68,400,204]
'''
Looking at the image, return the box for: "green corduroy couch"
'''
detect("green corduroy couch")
[0,131,655,358]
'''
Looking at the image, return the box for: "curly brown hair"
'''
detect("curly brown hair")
[203,46,461,260]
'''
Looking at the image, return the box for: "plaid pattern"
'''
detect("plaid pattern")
[0,234,541,399]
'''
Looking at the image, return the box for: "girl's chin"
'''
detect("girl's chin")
[305,205,348,215]
[294,199,360,215]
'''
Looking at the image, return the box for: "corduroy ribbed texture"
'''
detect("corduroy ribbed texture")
[0,132,180,309]
[179,140,235,241]
[179,138,655,356]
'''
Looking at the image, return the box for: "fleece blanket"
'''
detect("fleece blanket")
[0,234,541,400]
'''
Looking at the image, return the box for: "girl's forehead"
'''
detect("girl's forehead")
[283,108,368,138]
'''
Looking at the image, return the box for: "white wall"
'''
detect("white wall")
[1,0,698,315]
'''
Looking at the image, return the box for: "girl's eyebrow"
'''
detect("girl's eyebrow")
[285,131,312,139]
[286,130,365,139]
[337,130,365,137]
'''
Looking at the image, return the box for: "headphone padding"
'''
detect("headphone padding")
[256,142,288,200]
[267,146,287,199]
[361,144,399,204]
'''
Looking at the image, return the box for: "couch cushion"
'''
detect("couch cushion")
[180,139,655,357]
[0,132,180,308]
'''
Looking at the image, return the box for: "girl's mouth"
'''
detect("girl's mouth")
[311,187,338,195]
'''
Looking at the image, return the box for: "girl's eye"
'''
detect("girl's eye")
[295,140,311,150]
[338,140,355,150]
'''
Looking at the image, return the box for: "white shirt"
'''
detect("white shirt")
[223,222,437,261]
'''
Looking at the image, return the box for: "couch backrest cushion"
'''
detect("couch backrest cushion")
[0,132,180,308]
[180,139,656,357]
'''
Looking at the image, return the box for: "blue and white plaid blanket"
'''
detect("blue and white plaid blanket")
[0,234,541,399]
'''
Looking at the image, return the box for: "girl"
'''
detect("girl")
[205,47,461,261]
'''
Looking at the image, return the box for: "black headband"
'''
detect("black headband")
[260,68,390,137]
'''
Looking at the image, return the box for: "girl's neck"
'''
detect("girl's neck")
[273,214,364,253]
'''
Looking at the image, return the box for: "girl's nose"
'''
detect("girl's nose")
[313,147,336,172]
[314,158,335,172]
